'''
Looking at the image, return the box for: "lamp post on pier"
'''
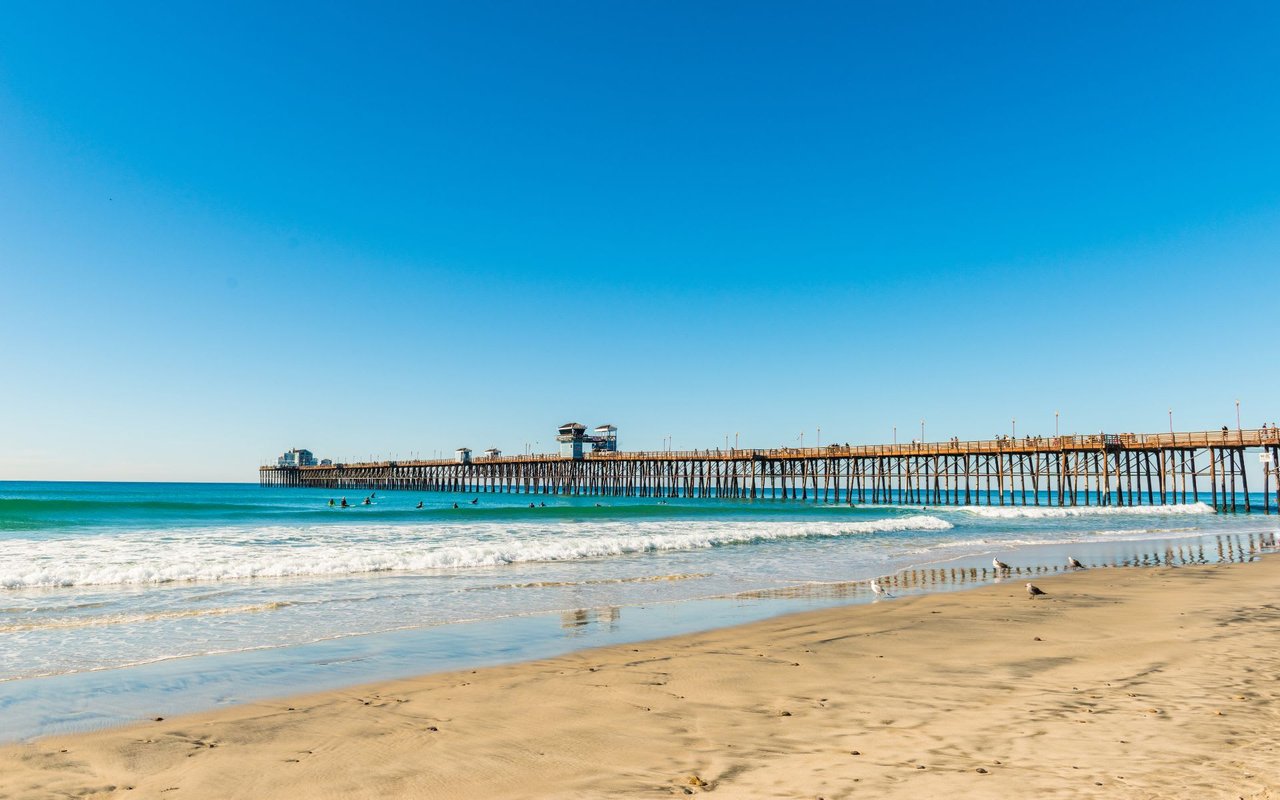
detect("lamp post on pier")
[1168,410,1173,435]
[1236,399,1241,432]
[1012,418,1017,438]
[893,426,897,445]
[735,432,739,449]
[817,426,821,448]
[920,419,925,443]
[1055,411,1059,437]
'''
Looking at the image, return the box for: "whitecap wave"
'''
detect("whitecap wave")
[957,502,1213,519]
[0,516,953,589]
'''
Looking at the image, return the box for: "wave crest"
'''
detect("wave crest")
[958,502,1214,519]
[0,516,952,589]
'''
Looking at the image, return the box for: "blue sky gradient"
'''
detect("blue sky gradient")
[2,1,1278,480]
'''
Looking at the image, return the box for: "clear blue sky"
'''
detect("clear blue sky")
[1,1,1277,481]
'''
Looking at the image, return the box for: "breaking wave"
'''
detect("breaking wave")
[0,516,953,589]
[957,502,1214,519]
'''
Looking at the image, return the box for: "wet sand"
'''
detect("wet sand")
[3,558,1279,799]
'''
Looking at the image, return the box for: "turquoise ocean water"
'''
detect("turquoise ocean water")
[1,481,1276,739]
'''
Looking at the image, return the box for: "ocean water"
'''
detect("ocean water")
[1,481,1277,739]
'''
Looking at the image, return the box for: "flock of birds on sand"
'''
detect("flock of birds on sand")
[870,555,1087,600]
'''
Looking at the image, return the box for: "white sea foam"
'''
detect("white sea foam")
[0,516,953,589]
[956,502,1214,519]
[902,526,1204,555]
[1085,526,1195,537]
[0,602,295,633]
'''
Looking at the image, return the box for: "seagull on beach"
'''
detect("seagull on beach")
[1068,556,1085,570]
[1026,582,1047,599]
[871,580,892,598]
[993,558,1010,571]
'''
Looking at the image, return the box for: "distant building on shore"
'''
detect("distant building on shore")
[277,448,317,467]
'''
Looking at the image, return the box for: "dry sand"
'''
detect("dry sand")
[3,559,1280,799]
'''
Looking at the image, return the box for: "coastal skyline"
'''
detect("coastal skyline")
[3,2,1279,482]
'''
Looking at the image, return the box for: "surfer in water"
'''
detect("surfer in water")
[328,499,335,507]
[340,497,349,508]
[416,501,424,509]
[362,497,371,506]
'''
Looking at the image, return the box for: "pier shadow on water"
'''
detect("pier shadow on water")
[736,531,1278,602]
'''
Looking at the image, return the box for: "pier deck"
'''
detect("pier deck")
[261,428,1280,513]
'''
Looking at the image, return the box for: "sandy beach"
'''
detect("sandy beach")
[3,558,1279,799]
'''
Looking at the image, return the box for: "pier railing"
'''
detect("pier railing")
[582,428,1280,461]
[264,428,1280,471]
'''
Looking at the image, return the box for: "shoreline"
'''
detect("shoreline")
[1,527,1273,745]
[4,553,1280,797]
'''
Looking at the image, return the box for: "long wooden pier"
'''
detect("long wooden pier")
[260,428,1280,513]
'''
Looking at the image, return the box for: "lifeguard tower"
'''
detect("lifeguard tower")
[556,422,619,459]
[455,447,472,464]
